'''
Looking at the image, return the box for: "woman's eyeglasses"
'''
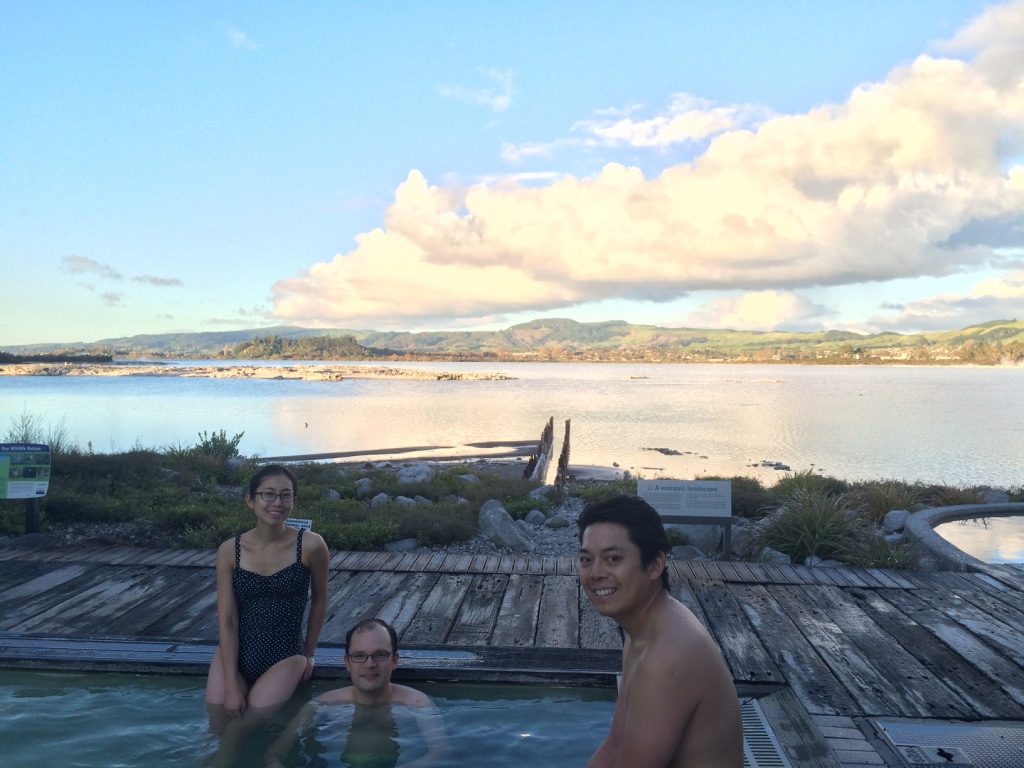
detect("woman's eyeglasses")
[347,651,392,664]
[254,491,296,503]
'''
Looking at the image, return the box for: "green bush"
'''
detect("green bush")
[921,483,987,507]
[771,469,849,500]
[847,479,924,525]
[839,533,921,570]
[757,489,861,563]
[571,477,637,504]
[698,474,774,519]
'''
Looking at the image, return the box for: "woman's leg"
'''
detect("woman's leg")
[247,654,309,709]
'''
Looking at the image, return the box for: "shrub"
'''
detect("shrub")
[847,480,924,525]
[757,489,861,563]
[771,469,848,500]
[572,477,637,504]
[840,533,921,570]
[1010,485,1024,502]
[698,474,774,519]
[3,411,76,455]
[921,483,987,507]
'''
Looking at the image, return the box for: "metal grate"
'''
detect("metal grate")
[874,718,1024,767]
[742,697,792,768]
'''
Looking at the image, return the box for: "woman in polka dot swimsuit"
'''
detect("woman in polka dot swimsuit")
[204,464,329,726]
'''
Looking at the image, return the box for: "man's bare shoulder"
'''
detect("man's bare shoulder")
[317,686,355,704]
[391,683,434,709]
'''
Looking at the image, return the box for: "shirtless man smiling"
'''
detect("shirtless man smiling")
[578,495,742,768]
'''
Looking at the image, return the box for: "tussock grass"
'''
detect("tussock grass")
[756,489,862,563]
[847,479,924,525]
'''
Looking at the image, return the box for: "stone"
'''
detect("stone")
[670,545,705,561]
[414,495,434,506]
[395,495,416,508]
[478,499,535,552]
[544,514,571,529]
[525,509,547,525]
[370,492,391,507]
[458,473,481,485]
[884,533,905,546]
[322,488,341,501]
[882,509,909,534]
[355,483,375,499]
[396,464,435,485]
[667,523,721,554]
[804,555,823,566]
[384,537,418,552]
[760,547,791,565]
[980,487,1010,504]
[730,524,760,559]
[529,485,556,501]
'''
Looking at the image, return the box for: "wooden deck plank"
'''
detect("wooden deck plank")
[913,583,1024,667]
[770,584,919,717]
[696,581,782,685]
[799,585,973,719]
[106,567,213,637]
[128,583,218,641]
[318,571,399,642]
[725,560,757,582]
[376,572,441,636]
[491,574,543,647]
[401,573,474,644]
[534,575,579,648]
[714,561,741,582]
[446,573,509,645]
[848,587,1024,719]
[0,564,136,632]
[671,579,712,634]
[731,584,856,717]
[555,555,577,577]
[873,588,1024,709]
[0,563,91,611]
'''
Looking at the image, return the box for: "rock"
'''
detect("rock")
[544,514,571,529]
[529,485,556,501]
[670,545,706,561]
[980,487,1010,504]
[414,495,434,506]
[884,533,905,546]
[396,465,435,485]
[882,509,909,534]
[515,519,530,533]
[458,473,482,485]
[525,509,547,525]
[395,495,416,508]
[805,555,823,566]
[322,488,341,501]
[370,492,391,508]
[818,559,843,567]
[667,523,721,554]
[760,547,791,565]
[384,537,418,552]
[730,525,760,559]
[478,499,535,552]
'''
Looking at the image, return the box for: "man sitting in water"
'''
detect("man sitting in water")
[578,495,743,767]
[265,618,447,767]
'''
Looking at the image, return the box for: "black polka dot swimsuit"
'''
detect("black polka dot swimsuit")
[233,530,310,686]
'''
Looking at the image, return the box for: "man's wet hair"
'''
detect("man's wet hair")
[346,618,399,654]
[246,464,298,498]
[578,494,670,590]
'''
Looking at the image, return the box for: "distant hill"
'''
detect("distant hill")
[3,318,1023,364]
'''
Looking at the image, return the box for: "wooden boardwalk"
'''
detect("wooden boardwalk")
[2,540,1024,767]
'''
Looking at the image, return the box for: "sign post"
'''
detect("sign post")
[1,443,52,534]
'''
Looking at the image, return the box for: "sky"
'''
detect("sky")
[2,1,1024,347]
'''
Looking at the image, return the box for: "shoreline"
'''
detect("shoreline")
[0,362,515,381]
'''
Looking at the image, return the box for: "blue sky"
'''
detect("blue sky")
[3,0,1023,346]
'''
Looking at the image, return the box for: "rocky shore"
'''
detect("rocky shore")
[0,362,515,381]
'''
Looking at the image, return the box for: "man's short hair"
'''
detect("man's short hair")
[578,494,670,590]
[346,618,399,654]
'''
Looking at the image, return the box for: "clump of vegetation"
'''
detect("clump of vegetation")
[921,483,987,507]
[3,411,75,455]
[847,479,924,525]
[699,474,775,519]
[756,489,862,564]
[571,477,637,504]
[841,533,920,570]
[771,469,849,500]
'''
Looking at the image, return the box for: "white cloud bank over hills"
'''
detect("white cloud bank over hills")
[272,1,1024,332]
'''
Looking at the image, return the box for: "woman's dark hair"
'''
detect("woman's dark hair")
[246,464,298,498]
[577,494,670,590]
[346,618,399,654]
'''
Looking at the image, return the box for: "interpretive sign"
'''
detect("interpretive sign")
[1,443,51,499]
[285,518,313,531]
[637,478,732,518]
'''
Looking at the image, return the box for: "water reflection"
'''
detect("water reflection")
[934,516,1024,564]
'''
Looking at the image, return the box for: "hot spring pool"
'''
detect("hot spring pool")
[0,670,616,767]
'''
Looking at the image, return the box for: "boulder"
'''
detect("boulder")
[730,524,760,559]
[525,509,547,526]
[478,499,535,552]
[667,523,721,554]
[370,492,391,508]
[322,488,341,501]
[355,478,374,499]
[384,537,418,553]
[395,495,416,508]
[529,485,556,501]
[397,465,435,485]
[884,533,905,546]
[670,545,706,561]
[760,547,792,565]
[458,473,482,485]
[544,514,572,529]
[882,509,909,534]
[414,495,434,506]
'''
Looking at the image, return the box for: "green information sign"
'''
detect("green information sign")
[1,443,51,499]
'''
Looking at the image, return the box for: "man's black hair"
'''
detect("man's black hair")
[578,494,670,590]
[346,618,399,654]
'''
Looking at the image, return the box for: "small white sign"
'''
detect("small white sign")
[637,479,732,518]
[285,518,313,531]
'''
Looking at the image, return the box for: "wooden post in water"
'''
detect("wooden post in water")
[555,419,571,493]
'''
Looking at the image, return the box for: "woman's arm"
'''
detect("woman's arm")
[302,533,330,679]
[215,540,246,716]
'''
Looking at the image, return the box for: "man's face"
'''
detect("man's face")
[579,522,662,620]
[344,624,398,695]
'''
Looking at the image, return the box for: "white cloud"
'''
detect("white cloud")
[133,275,184,287]
[60,255,122,281]
[273,1,1024,328]
[684,291,828,331]
[225,25,258,51]
[440,68,515,112]
[868,270,1024,331]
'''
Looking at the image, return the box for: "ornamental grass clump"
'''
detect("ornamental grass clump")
[770,469,849,501]
[847,479,924,525]
[921,483,987,507]
[757,488,861,564]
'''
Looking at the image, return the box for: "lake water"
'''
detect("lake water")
[2,362,1021,488]
[934,516,1024,565]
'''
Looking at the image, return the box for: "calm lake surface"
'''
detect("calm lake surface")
[2,362,1021,488]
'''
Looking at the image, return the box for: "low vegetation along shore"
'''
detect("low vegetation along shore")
[3,419,1021,570]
